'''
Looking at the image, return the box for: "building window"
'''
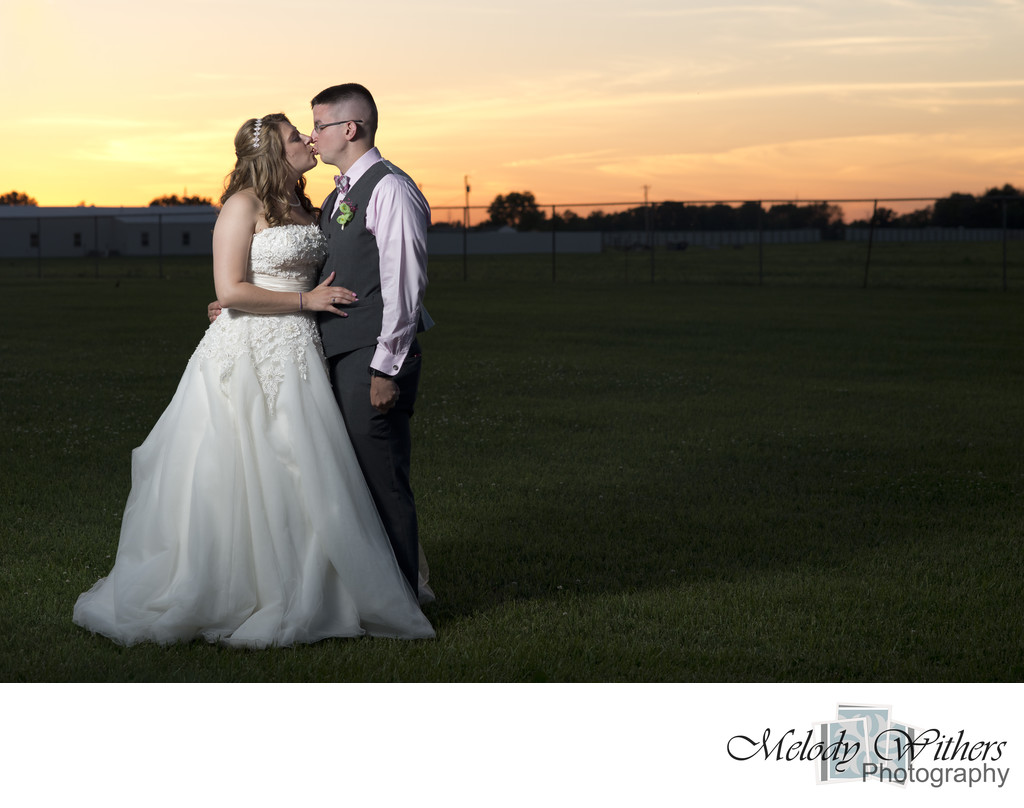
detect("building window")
[30,233,39,248]
[182,231,191,247]
[73,232,82,247]
[141,232,150,247]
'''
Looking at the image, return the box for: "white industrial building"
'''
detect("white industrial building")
[0,206,218,259]
[0,206,604,258]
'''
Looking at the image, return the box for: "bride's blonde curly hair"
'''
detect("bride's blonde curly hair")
[221,113,318,227]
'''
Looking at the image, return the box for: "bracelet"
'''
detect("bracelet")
[298,292,303,311]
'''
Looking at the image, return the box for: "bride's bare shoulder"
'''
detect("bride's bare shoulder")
[217,190,264,233]
[220,189,261,216]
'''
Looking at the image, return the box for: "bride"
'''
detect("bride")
[73,113,434,647]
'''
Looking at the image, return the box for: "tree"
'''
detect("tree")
[651,201,689,230]
[487,191,545,230]
[735,201,764,229]
[0,191,38,206]
[894,207,932,227]
[551,208,585,230]
[149,194,214,207]
[873,206,897,226]
[931,192,979,227]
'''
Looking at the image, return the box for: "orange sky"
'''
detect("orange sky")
[2,0,1022,221]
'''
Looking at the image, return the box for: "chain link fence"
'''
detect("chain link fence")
[2,196,1021,289]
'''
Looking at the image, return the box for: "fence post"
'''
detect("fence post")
[757,201,764,285]
[94,215,99,278]
[862,199,877,289]
[1002,198,1008,292]
[622,229,628,281]
[158,213,164,279]
[463,176,470,281]
[462,205,468,281]
[551,205,557,282]
[648,201,655,283]
[36,216,42,279]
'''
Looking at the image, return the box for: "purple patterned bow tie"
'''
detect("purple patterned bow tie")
[335,175,350,197]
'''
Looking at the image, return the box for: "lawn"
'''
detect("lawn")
[1,262,1022,680]
[4,236,1022,289]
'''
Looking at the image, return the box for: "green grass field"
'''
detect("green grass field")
[4,237,1022,289]
[1,254,1022,681]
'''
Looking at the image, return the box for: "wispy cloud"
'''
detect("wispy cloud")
[664,78,1024,103]
[19,117,154,130]
[591,131,1024,197]
[894,95,1023,110]
[875,0,1012,12]
[417,1,803,17]
[774,34,981,53]
[69,129,230,167]
[599,4,803,17]
[405,78,1024,129]
[503,150,617,169]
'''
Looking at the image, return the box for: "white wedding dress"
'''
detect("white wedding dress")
[73,224,434,647]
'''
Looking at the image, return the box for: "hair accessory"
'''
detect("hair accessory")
[252,118,263,150]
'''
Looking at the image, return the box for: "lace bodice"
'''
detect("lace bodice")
[194,224,329,413]
[249,223,329,287]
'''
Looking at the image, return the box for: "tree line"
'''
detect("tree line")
[473,185,1023,233]
[4,185,1021,231]
[0,192,214,208]
[867,184,1023,229]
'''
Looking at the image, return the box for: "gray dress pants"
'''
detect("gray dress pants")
[327,342,421,594]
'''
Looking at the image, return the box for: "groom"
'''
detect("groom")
[309,83,432,597]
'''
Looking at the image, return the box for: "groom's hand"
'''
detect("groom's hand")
[370,376,399,413]
[308,272,357,316]
[208,300,223,323]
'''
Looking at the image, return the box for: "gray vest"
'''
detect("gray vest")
[317,160,392,358]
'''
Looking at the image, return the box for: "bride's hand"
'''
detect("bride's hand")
[303,272,358,316]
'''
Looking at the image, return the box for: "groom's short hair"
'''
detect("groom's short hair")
[311,83,378,138]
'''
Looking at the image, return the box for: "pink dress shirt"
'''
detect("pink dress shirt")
[333,147,433,375]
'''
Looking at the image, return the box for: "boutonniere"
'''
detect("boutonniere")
[336,201,358,229]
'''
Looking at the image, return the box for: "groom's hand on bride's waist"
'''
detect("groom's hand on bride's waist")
[208,300,222,323]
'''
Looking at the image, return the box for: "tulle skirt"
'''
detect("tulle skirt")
[73,325,434,648]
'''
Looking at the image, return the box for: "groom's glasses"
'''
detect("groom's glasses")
[312,119,364,134]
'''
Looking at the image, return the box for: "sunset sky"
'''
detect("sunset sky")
[2,0,1022,221]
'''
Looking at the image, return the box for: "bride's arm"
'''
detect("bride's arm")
[212,192,354,315]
